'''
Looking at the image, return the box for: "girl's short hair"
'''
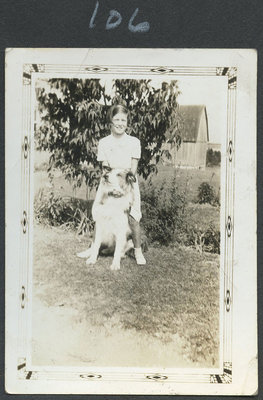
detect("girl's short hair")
[107,104,129,123]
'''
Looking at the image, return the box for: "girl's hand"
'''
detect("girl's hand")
[126,171,136,184]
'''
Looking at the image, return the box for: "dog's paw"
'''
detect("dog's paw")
[110,262,121,271]
[77,248,92,258]
[86,256,97,265]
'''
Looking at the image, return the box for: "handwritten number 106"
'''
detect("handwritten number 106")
[90,1,150,32]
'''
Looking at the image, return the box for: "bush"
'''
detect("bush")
[141,177,186,246]
[34,188,94,235]
[203,225,220,254]
[182,222,220,254]
[140,178,220,253]
[197,182,217,205]
[206,148,221,167]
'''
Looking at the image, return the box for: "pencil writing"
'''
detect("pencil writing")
[89,1,150,33]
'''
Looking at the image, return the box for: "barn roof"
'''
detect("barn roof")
[179,105,208,142]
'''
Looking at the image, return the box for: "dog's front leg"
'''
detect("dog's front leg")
[86,225,101,265]
[110,235,126,271]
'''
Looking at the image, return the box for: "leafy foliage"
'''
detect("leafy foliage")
[178,220,220,254]
[140,177,186,245]
[202,225,220,254]
[197,182,217,205]
[34,188,94,235]
[35,78,182,188]
[36,79,107,189]
[206,148,221,167]
[140,177,220,253]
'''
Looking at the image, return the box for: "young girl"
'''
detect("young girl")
[81,104,146,265]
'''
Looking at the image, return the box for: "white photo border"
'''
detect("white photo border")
[17,63,235,384]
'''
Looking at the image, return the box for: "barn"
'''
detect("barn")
[166,105,209,168]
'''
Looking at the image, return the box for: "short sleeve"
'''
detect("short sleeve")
[131,137,141,159]
[97,139,106,162]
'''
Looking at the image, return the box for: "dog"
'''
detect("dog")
[77,166,136,270]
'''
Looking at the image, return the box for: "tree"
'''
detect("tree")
[35,78,182,189]
[206,148,221,167]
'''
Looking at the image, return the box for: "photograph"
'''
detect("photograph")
[32,74,225,370]
[5,48,257,395]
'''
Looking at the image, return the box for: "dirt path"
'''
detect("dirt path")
[32,296,196,368]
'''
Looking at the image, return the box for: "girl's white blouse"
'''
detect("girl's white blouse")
[97,133,141,169]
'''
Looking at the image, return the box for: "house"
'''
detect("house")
[165,105,209,168]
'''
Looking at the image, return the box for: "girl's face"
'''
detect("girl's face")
[111,112,128,136]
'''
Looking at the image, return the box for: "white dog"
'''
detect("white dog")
[77,167,135,270]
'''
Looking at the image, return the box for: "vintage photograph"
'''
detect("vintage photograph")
[32,75,225,369]
[5,49,257,395]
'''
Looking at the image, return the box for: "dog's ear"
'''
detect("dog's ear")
[126,171,136,184]
[102,165,112,173]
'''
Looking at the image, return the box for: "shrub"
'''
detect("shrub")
[173,203,220,254]
[141,177,220,252]
[34,188,94,235]
[213,188,220,207]
[141,177,186,246]
[197,182,215,205]
[203,225,220,254]
[184,223,220,254]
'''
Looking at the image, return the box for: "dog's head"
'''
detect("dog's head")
[101,166,136,198]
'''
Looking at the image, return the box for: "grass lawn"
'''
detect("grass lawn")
[147,165,221,203]
[33,223,220,368]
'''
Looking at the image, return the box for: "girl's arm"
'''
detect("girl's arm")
[131,158,139,176]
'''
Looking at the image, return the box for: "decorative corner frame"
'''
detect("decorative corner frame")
[18,63,236,384]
